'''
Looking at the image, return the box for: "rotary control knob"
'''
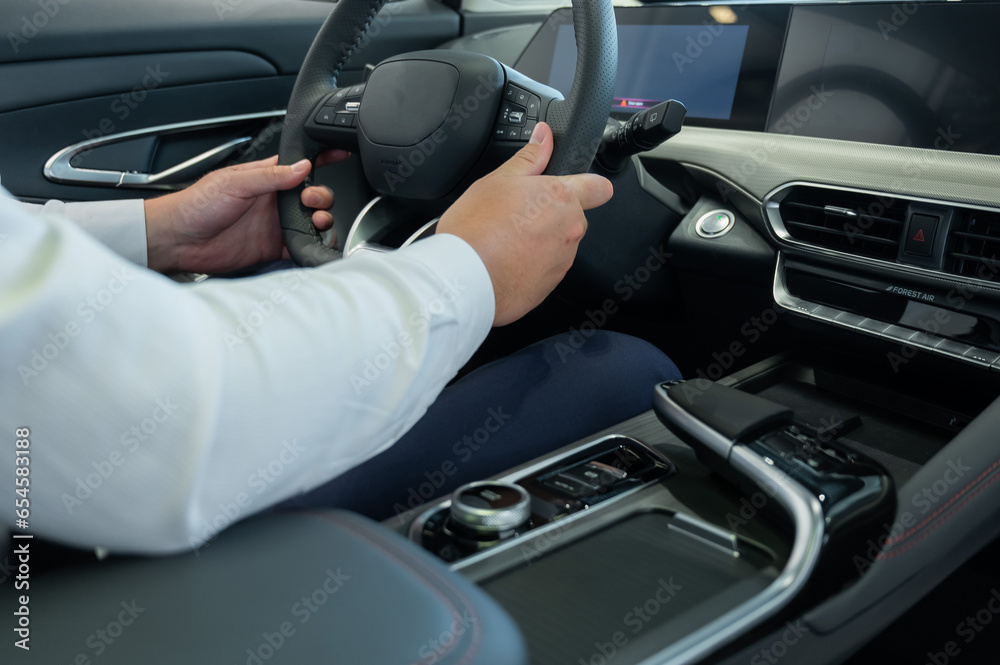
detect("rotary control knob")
[449,481,531,539]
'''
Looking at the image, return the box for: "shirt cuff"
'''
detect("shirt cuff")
[34,199,149,267]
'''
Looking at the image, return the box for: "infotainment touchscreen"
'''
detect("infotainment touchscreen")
[770,4,1000,155]
[516,5,790,131]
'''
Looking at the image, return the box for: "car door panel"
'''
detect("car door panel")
[0,0,460,202]
[0,51,277,114]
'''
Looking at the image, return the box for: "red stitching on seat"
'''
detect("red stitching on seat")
[883,456,1000,547]
[877,466,1000,560]
[310,512,485,665]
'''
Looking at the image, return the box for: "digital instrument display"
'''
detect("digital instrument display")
[516,5,789,131]
[547,24,749,120]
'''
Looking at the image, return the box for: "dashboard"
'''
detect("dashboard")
[517,2,1000,154]
[509,1,1000,377]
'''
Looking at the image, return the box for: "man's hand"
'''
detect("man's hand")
[144,151,349,274]
[437,122,613,326]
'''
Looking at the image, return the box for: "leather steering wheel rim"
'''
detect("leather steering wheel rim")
[277,0,617,267]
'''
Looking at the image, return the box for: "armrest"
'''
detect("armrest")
[10,510,527,665]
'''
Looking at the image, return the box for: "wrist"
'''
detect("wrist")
[144,195,181,273]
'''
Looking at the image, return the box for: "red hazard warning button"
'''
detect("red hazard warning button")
[904,213,939,257]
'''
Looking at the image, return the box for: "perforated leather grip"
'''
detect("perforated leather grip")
[543,0,618,176]
[278,0,387,266]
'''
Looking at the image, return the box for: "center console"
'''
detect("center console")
[392,354,928,665]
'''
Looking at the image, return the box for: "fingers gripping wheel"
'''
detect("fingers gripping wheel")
[543,0,618,176]
[278,0,387,267]
[278,0,617,266]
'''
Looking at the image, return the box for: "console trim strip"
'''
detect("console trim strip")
[773,253,1000,373]
[641,387,825,665]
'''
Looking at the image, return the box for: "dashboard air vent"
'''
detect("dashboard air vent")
[946,209,1000,279]
[778,186,906,260]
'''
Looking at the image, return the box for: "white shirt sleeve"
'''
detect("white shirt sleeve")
[0,187,495,554]
[14,198,148,266]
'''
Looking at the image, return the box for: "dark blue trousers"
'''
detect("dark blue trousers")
[279,331,681,521]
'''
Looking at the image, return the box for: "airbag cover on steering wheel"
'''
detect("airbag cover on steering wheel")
[359,60,460,146]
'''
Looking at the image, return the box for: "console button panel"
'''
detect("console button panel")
[414,436,674,562]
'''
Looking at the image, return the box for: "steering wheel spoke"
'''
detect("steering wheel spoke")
[303,83,366,152]
[490,65,562,145]
[278,0,617,267]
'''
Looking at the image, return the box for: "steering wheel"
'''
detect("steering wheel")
[276,0,617,267]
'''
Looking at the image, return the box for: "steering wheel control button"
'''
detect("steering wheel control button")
[505,127,522,141]
[521,121,537,141]
[696,210,735,238]
[526,94,541,117]
[315,109,337,126]
[347,83,366,97]
[505,84,520,101]
[334,113,356,128]
[500,101,528,126]
[450,481,531,538]
[904,213,939,257]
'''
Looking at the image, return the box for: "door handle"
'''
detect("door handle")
[44,111,284,190]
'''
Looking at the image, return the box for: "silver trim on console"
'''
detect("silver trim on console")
[773,253,1000,373]
[44,111,285,190]
[639,387,824,665]
[405,435,672,572]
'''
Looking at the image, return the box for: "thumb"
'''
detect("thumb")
[228,159,312,198]
[493,122,553,178]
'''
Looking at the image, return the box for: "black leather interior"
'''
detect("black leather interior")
[3,510,528,665]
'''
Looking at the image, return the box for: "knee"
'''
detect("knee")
[544,330,681,385]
